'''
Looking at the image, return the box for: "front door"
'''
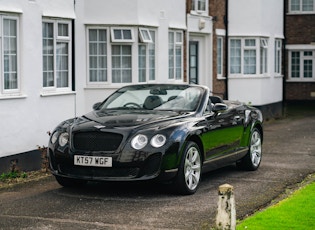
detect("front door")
[189,41,198,84]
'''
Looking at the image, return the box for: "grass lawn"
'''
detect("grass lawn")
[237,175,315,230]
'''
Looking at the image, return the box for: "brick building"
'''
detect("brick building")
[285,0,315,101]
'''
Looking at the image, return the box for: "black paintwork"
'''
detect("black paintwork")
[48,84,263,183]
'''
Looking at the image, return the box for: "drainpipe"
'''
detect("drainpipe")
[282,0,287,111]
[224,0,229,100]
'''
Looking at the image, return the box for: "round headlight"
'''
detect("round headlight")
[150,134,166,148]
[59,132,69,147]
[51,131,59,144]
[131,134,148,150]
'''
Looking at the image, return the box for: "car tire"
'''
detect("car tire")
[237,128,262,171]
[174,141,202,195]
[55,175,87,187]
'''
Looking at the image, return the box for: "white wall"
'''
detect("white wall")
[74,0,186,116]
[228,0,284,106]
[0,0,76,158]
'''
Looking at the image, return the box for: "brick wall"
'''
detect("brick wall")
[284,0,315,101]
[210,0,227,98]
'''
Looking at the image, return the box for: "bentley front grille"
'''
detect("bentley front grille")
[73,131,123,152]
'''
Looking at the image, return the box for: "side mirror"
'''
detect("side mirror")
[93,102,102,110]
[212,103,228,113]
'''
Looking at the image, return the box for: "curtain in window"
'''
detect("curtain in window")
[56,42,69,87]
[3,19,18,90]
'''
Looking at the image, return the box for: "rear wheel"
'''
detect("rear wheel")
[174,141,202,195]
[237,128,262,171]
[55,175,87,187]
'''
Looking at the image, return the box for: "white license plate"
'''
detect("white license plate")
[74,155,112,167]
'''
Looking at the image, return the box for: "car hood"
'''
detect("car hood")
[76,109,191,130]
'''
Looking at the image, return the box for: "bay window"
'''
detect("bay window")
[229,37,269,76]
[87,27,156,85]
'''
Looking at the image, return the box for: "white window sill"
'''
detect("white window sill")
[0,94,27,100]
[40,91,76,97]
[287,79,315,82]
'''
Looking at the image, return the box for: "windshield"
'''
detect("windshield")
[98,84,203,111]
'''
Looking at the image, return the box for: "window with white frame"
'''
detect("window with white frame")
[138,30,155,82]
[229,37,269,76]
[112,45,132,83]
[42,19,71,90]
[191,0,207,13]
[87,27,156,84]
[111,28,134,42]
[289,0,315,13]
[217,37,224,77]
[88,29,107,82]
[260,39,268,74]
[169,31,183,80]
[0,16,19,94]
[275,39,282,75]
[289,50,314,80]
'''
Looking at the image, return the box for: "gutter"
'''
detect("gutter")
[224,0,229,100]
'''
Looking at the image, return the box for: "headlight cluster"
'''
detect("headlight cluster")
[51,132,69,147]
[131,134,166,150]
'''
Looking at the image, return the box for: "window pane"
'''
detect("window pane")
[291,0,300,11]
[3,18,18,90]
[217,38,222,75]
[244,50,256,74]
[303,0,314,11]
[111,45,132,83]
[230,39,241,74]
[114,29,122,39]
[123,30,132,40]
[198,0,206,11]
[58,23,68,37]
[89,29,107,82]
[169,32,175,79]
[291,51,300,78]
[245,39,256,47]
[304,59,313,78]
[138,45,146,82]
[56,42,68,87]
[175,46,182,79]
[148,30,156,81]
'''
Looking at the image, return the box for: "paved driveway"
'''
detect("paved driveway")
[0,115,314,229]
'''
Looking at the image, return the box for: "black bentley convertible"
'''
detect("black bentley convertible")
[48,84,263,194]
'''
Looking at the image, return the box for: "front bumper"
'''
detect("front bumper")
[48,147,178,182]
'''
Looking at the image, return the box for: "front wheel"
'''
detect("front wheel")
[237,128,262,171]
[173,141,202,195]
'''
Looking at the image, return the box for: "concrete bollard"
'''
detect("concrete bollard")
[216,184,236,230]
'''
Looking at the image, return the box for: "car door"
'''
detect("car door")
[201,98,244,164]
